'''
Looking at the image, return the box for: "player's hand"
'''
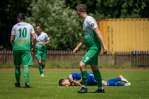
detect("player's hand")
[103,46,107,54]
[41,42,45,46]
[31,48,35,54]
[75,81,81,86]
[73,47,78,54]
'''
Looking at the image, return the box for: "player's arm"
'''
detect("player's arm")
[68,74,82,86]
[10,26,15,46]
[78,78,82,83]
[88,17,107,54]
[42,34,51,46]
[42,40,50,45]
[10,35,15,45]
[30,24,36,53]
[94,28,107,54]
[73,38,84,54]
[31,33,36,53]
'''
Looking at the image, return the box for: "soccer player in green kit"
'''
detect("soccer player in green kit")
[73,4,107,93]
[35,25,50,77]
[10,13,36,88]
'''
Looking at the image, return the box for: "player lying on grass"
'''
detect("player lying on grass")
[59,72,131,86]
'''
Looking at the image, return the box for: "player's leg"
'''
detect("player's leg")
[15,65,21,87]
[39,51,47,77]
[91,65,105,93]
[42,50,47,69]
[37,56,46,77]
[23,65,30,88]
[22,50,33,88]
[107,77,131,86]
[78,61,88,93]
[119,75,129,83]
[80,49,98,90]
[107,80,125,86]
[108,77,121,82]
[38,60,44,77]
[88,49,104,93]
[35,48,44,76]
[13,50,21,87]
[78,49,99,93]
[107,78,125,86]
[78,49,102,93]
[119,75,131,86]
[42,61,45,69]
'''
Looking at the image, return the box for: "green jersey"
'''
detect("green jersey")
[83,16,101,49]
[11,22,35,50]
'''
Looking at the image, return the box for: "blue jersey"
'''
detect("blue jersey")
[87,73,97,85]
[70,73,82,81]
[69,72,97,85]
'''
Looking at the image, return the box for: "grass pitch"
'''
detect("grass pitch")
[0,68,149,99]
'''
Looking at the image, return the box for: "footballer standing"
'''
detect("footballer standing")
[10,13,36,88]
[73,4,107,93]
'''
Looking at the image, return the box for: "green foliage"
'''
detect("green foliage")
[0,0,32,50]
[1,0,149,50]
[27,0,83,50]
[65,0,149,19]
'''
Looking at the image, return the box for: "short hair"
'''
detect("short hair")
[76,4,87,12]
[17,13,26,21]
[59,79,64,86]
[36,24,42,29]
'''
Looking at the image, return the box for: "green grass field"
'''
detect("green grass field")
[0,68,149,99]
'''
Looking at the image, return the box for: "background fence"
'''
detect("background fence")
[0,50,149,67]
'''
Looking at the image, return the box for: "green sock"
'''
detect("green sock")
[42,64,45,69]
[81,70,88,87]
[15,66,21,83]
[38,64,43,75]
[23,65,29,83]
[93,70,102,88]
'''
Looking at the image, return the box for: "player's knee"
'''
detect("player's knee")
[79,62,85,69]
[91,65,98,71]
[38,60,42,64]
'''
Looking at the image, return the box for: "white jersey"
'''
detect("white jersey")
[83,16,98,34]
[11,22,35,50]
[36,32,50,46]
[83,16,101,48]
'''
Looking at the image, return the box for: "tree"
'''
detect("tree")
[65,0,149,18]
[0,0,32,50]
[28,0,83,50]
[1,0,149,50]
[95,0,149,18]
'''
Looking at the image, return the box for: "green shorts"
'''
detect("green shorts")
[81,47,101,66]
[13,50,33,66]
[35,46,47,61]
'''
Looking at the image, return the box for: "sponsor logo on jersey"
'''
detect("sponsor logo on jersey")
[84,57,89,62]
[91,23,94,27]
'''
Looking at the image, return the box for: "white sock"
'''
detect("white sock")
[98,87,103,90]
[82,85,87,88]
